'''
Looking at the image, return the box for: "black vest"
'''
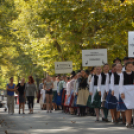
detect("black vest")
[101,73,106,85]
[123,71,134,85]
[108,72,112,83]
[79,77,88,89]
[114,72,120,85]
[94,73,106,86]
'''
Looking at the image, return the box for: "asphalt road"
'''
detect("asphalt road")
[0,103,134,134]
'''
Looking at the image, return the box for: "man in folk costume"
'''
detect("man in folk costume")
[76,70,89,116]
[90,66,102,122]
[119,62,134,128]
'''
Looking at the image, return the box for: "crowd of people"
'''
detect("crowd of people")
[6,56,134,129]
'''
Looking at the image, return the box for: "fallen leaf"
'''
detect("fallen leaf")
[71,121,76,124]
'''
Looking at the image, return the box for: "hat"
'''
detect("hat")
[85,70,90,75]
[113,57,121,63]
[128,57,134,59]
[123,57,129,61]
[90,67,95,72]
[70,71,76,77]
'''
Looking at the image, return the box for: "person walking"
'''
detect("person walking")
[52,76,58,111]
[44,75,53,113]
[6,77,17,115]
[17,78,26,114]
[25,76,38,114]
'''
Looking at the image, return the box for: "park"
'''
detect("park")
[1,0,134,133]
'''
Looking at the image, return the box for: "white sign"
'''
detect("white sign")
[128,31,134,57]
[82,49,107,66]
[55,61,72,74]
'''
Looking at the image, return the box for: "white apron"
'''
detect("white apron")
[91,86,97,103]
[123,85,134,109]
[100,85,106,102]
[113,85,120,101]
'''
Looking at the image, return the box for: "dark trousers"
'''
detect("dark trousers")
[89,108,95,115]
[27,96,34,109]
[80,107,86,116]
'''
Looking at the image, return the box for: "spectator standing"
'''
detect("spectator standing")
[25,76,38,114]
[6,77,17,115]
[44,76,53,113]
[17,78,26,114]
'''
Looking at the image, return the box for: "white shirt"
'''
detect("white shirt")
[90,74,101,93]
[63,82,66,90]
[88,75,92,92]
[68,79,76,95]
[39,83,44,91]
[104,73,110,92]
[66,82,70,95]
[74,79,77,94]
[53,81,57,91]
[88,74,92,85]
[40,89,45,102]
[122,66,125,71]
[111,72,122,91]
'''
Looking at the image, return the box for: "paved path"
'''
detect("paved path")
[0,103,134,134]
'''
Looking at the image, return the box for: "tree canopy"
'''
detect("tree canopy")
[0,0,134,88]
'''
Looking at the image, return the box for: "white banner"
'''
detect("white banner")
[82,49,107,66]
[128,31,134,57]
[55,61,72,74]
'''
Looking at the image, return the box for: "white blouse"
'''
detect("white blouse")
[90,73,109,93]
